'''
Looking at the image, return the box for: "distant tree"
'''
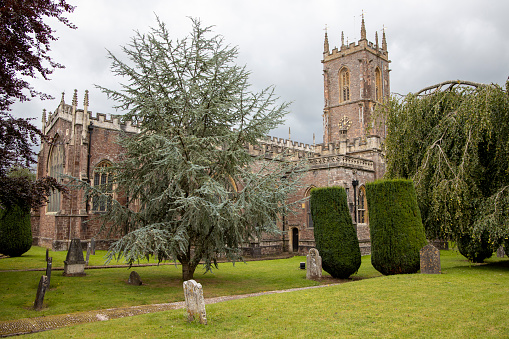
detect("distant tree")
[378,81,509,261]
[0,0,74,210]
[310,187,361,279]
[81,18,300,280]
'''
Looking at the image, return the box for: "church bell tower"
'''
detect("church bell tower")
[322,15,390,144]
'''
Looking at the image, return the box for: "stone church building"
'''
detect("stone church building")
[32,17,390,255]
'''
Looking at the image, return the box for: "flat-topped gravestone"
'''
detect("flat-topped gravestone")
[496,246,505,258]
[128,271,142,285]
[306,248,322,280]
[34,275,49,311]
[420,243,441,274]
[183,279,207,325]
[63,238,86,276]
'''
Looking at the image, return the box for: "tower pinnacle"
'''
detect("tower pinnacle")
[360,14,366,40]
[324,29,329,54]
[382,27,387,51]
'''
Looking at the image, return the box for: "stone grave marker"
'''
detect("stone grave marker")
[496,246,505,258]
[63,238,86,276]
[420,243,441,274]
[128,271,142,285]
[306,248,322,280]
[85,243,91,266]
[45,248,49,262]
[183,279,207,325]
[33,275,49,311]
[91,238,96,255]
[46,257,52,287]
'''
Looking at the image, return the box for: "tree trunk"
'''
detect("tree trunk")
[181,260,197,281]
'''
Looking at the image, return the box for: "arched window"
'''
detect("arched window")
[375,67,382,102]
[92,160,113,212]
[305,186,315,228]
[358,186,368,224]
[340,68,351,102]
[47,136,64,212]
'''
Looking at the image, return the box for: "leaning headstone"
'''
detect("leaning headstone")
[46,257,52,287]
[33,275,49,311]
[45,248,49,262]
[128,271,142,285]
[63,238,86,276]
[90,238,96,255]
[497,246,505,258]
[85,243,91,266]
[183,279,207,325]
[306,248,322,280]
[420,243,441,274]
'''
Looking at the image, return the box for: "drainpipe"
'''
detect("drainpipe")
[352,179,359,223]
[86,123,93,212]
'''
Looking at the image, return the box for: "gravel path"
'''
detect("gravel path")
[0,283,340,337]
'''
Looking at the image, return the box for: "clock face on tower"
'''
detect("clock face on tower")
[339,115,352,131]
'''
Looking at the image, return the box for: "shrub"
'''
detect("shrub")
[311,186,361,279]
[456,232,493,263]
[365,179,427,275]
[0,204,32,257]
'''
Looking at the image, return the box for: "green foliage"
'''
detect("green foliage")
[378,82,509,257]
[310,186,361,279]
[456,231,494,263]
[0,204,32,257]
[75,18,300,280]
[365,179,427,275]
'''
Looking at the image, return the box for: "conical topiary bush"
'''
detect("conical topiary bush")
[311,186,361,279]
[365,179,426,275]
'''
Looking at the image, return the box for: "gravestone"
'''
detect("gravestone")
[420,243,441,274]
[128,271,142,285]
[63,238,86,276]
[91,238,96,255]
[46,257,52,287]
[45,248,49,262]
[306,248,322,279]
[497,246,505,258]
[85,243,91,266]
[183,279,207,325]
[33,275,49,311]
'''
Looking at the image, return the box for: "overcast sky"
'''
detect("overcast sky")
[12,0,509,145]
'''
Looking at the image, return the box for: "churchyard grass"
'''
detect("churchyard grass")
[23,250,509,338]
[0,247,380,321]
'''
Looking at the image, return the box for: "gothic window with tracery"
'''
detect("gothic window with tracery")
[340,68,351,102]
[92,160,113,212]
[358,186,368,224]
[375,67,382,102]
[47,136,64,212]
[305,187,315,228]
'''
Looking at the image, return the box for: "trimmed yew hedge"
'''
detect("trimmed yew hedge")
[365,179,426,275]
[310,186,361,279]
[0,204,32,257]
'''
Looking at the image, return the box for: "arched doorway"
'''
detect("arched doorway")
[292,228,299,253]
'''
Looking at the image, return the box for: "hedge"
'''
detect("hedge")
[311,186,361,279]
[0,204,32,257]
[365,179,427,275]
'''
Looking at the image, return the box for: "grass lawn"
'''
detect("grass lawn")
[1,247,508,338]
[0,246,380,322]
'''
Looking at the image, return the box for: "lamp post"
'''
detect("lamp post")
[352,179,359,223]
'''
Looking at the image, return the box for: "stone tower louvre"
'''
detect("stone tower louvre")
[322,16,390,144]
